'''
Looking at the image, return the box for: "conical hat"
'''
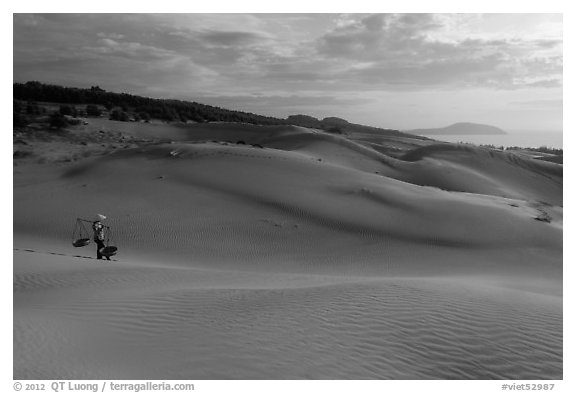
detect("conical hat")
[96,214,107,221]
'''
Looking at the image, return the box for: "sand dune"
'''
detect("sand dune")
[75,120,563,204]
[14,142,562,281]
[13,122,562,379]
[396,144,562,205]
[14,251,561,379]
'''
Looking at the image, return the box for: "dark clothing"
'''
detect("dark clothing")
[96,239,103,259]
[93,221,105,241]
[95,239,110,260]
[93,221,110,260]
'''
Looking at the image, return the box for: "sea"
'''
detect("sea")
[421,131,563,149]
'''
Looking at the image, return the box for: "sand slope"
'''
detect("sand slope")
[13,122,562,379]
[14,251,561,379]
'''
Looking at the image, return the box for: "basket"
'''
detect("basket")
[101,246,118,257]
[73,238,91,247]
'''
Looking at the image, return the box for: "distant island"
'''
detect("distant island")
[406,122,507,135]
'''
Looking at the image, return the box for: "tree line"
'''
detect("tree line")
[13,81,421,140]
[14,81,288,125]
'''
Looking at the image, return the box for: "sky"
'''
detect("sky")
[13,13,563,132]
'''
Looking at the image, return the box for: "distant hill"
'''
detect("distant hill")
[321,117,350,126]
[286,114,427,139]
[285,114,351,129]
[407,122,506,135]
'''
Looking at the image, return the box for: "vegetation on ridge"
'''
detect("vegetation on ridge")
[13,81,427,140]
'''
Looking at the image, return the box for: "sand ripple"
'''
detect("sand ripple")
[14,262,562,379]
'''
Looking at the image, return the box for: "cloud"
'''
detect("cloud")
[317,14,442,60]
[198,30,272,47]
[509,99,562,108]
[195,94,372,108]
[91,38,173,60]
[314,13,562,90]
[13,13,563,100]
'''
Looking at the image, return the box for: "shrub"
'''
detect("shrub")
[86,104,102,117]
[14,150,33,159]
[26,101,42,115]
[138,112,151,122]
[110,109,130,122]
[59,105,78,117]
[49,112,69,129]
[14,111,28,128]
